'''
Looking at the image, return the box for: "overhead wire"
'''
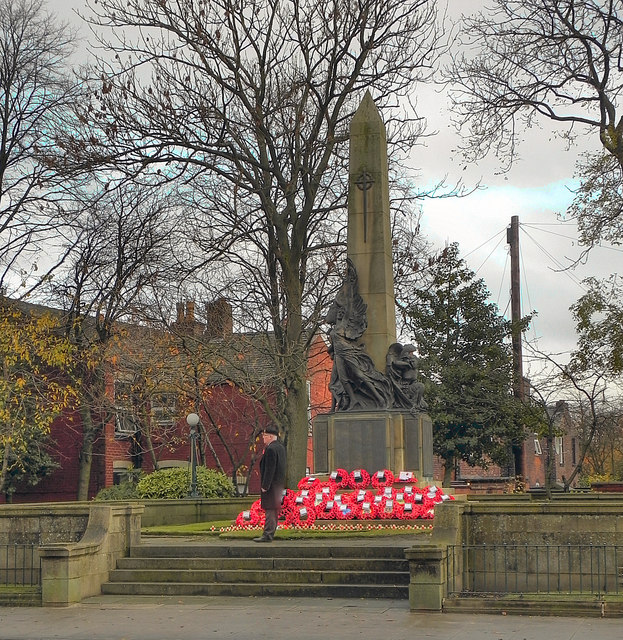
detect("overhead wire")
[463,227,508,260]
[458,218,612,370]
[519,226,587,291]
[522,223,623,253]
[519,237,540,347]
[459,225,510,311]
[495,249,510,308]
[474,233,505,276]
[460,220,595,342]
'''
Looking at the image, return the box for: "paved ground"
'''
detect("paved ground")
[2,535,619,639]
[1,596,622,640]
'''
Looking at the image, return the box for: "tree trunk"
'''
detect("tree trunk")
[0,442,10,497]
[283,373,309,487]
[442,459,453,488]
[271,232,309,487]
[545,434,555,499]
[142,426,159,471]
[77,405,96,501]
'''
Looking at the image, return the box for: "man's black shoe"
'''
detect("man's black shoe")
[252,535,273,542]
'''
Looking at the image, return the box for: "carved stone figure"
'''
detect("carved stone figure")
[386,342,428,412]
[326,259,393,412]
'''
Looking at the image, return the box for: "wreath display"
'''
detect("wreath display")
[234,468,454,529]
[350,469,371,488]
[285,505,317,528]
[297,476,321,491]
[371,469,395,489]
[357,500,378,520]
[329,468,352,489]
[235,509,262,527]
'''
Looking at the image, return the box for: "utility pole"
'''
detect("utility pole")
[507,215,524,399]
[507,215,524,478]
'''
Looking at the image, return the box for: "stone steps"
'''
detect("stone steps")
[128,543,407,559]
[108,567,407,585]
[102,541,410,599]
[0,587,41,607]
[116,556,407,572]
[102,581,409,598]
[443,596,619,618]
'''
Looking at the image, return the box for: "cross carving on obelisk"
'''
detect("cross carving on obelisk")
[355,170,374,243]
[347,92,397,372]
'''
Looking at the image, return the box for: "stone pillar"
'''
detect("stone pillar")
[405,545,448,611]
[405,500,467,611]
[347,91,397,371]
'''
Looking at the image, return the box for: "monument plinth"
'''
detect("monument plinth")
[313,91,433,485]
[313,411,433,482]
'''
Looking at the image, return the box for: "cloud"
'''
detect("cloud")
[417,174,620,367]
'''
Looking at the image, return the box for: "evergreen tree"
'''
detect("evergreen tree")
[406,243,527,486]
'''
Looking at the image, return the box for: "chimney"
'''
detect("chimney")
[205,298,233,339]
[186,300,195,323]
[176,302,184,323]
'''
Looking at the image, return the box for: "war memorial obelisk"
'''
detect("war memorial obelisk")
[347,92,397,373]
[313,92,433,484]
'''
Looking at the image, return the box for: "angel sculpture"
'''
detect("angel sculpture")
[386,343,428,412]
[325,259,393,411]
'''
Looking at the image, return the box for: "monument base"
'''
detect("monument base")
[313,410,433,486]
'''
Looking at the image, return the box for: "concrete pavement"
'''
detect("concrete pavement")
[1,595,622,640]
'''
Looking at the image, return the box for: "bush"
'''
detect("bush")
[94,481,140,501]
[136,467,235,499]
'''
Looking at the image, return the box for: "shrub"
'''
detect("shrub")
[136,467,235,499]
[94,481,140,501]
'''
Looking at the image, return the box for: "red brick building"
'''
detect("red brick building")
[444,400,581,494]
[2,300,332,503]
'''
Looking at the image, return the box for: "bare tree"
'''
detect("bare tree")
[0,0,78,292]
[525,341,614,492]
[50,184,180,500]
[448,0,623,246]
[580,402,623,479]
[62,0,444,482]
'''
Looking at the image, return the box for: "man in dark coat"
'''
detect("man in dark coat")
[253,425,286,543]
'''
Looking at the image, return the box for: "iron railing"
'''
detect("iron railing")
[447,544,623,597]
[0,544,41,587]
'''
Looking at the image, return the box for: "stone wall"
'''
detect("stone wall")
[0,497,251,606]
[406,494,623,611]
[141,498,255,527]
[459,494,623,546]
[0,503,91,545]
[0,498,253,540]
[39,502,143,606]
[1,502,143,606]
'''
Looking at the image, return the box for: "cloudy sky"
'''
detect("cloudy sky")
[50,0,620,374]
[413,0,620,374]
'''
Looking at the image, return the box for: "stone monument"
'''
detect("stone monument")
[313,92,433,484]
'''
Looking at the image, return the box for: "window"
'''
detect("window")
[555,436,564,465]
[113,461,132,485]
[114,380,138,436]
[534,437,542,455]
[150,392,177,427]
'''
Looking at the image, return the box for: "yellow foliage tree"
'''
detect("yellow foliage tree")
[0,300,76,499]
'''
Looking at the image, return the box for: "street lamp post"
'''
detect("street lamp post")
[186,413,200,498]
